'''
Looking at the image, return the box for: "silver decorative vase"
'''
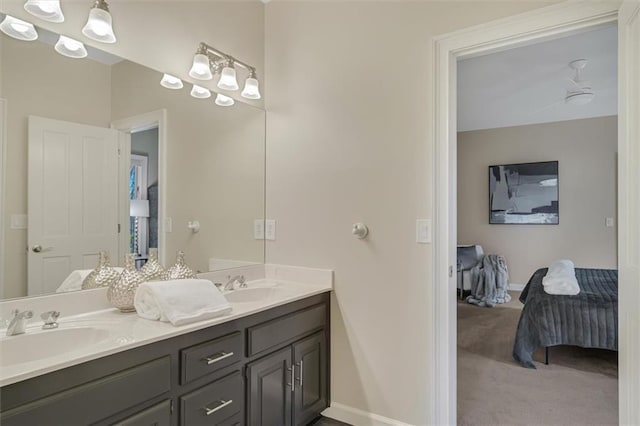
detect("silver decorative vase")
[82,251,120,290]
[163,250,197,280]
[108,254,144,312]
[140,248,165,281]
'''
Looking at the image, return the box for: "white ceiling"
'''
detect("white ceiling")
[457,24,617,132]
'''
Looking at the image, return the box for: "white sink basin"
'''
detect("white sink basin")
[0,326,110,367]
[224,286,292,304]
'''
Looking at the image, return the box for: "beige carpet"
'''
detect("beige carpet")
[457,291,618,426]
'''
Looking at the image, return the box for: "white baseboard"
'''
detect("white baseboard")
[509,283,525,291]
[322,403,414,426]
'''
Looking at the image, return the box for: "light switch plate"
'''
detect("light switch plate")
[416,219,432,244]
[10,214,27,229]
[164,217,173,233]
[265,219,276,241]
[605,217,615,227]
[254,219,265,240]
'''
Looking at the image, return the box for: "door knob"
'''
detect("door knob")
[32,245,52,253]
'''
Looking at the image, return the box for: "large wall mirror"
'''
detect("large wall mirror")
[0,20,266,300]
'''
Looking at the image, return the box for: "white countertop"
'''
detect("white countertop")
[0,278,331,387]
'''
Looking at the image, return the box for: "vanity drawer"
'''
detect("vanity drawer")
[113,399,171,426]
[247,304,326,357]
[1,356,171,426]
[179,371,243,426]
[181,332,242,384]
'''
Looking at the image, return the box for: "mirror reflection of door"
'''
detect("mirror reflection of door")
[130,127,159,269]
[28,116,120,295]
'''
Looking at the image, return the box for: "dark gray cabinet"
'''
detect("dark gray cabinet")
[0,293,330,426]
[246,331,327,426]
[246,347,293,426]
[293,332,326,426]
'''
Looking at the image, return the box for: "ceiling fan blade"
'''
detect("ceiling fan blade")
[530,98,564,115]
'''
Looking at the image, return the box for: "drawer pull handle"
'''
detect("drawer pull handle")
[203,351,234,365]
[204,399,233,416]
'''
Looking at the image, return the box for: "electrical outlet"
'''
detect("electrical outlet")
[416,219,432,244]
[254,219,265,240]
[605,217,615,227]
[265,219,276,241]
[164,217,173,233]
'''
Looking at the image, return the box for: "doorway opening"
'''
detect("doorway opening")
[455,24,618,425]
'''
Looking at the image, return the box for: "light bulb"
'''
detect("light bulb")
[55,35,88,59]
[215,93,235,107]
[160,74,183,90]
[82,0,116,44]
[241,76,261,100]
[189,53,213,80]
[0,15,38,41]
[190,84,211,99]
[24,0,65,23]
[217,64,239,91]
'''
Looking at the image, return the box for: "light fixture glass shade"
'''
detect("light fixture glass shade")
[82,3,116,44]
[160,73,183,90]
[189,53,213,80]
[0,15,38,41]
[24,0,64,23]
[241,77,261,100]
[54,35,88,59]
[215,93,235,107]
[217,65,239,91]
[190,84,211,99]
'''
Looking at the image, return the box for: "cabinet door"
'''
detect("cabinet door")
[293,331,327,426]
[246,347,292,426]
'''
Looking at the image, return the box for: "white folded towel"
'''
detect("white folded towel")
[543,259,580,295]
[56,268,124,293]
[134,279,232,326]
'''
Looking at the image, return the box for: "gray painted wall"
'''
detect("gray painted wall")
[457,116,618,285]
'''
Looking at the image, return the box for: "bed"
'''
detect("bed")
[512,267,618,368]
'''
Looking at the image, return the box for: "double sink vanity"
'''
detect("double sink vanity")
[0,268,332,426]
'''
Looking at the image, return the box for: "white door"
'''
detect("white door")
[617,2,640,424]
[28,116,120,295]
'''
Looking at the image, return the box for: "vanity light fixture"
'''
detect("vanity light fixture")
[215,93,235,107]
[160,73,183,90]
[217,60,239,91]
[24,0,64,23]
[82,0,116,44]
[189,42,261,101]
[241,69,261,100]
[190,84,211,99]
[54,35,88,58]
[0,15,38,41]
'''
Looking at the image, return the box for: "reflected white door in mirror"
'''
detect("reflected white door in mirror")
[28,116,120,296]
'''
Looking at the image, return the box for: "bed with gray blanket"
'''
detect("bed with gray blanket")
[512,267,618,368]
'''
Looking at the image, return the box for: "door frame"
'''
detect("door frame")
[111,109,167,266]
[431,2,634,425]
[0,99,6,295]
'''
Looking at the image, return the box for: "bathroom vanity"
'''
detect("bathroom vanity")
[0,280,331,426]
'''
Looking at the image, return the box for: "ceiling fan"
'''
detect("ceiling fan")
[532,59,595,114]
[564,59,595,105]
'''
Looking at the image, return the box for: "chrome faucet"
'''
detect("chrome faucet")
[223,275,246,291]
[41,311,60,330]
[6,309,34,336]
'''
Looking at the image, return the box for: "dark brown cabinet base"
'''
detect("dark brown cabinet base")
[0,293,330,426]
